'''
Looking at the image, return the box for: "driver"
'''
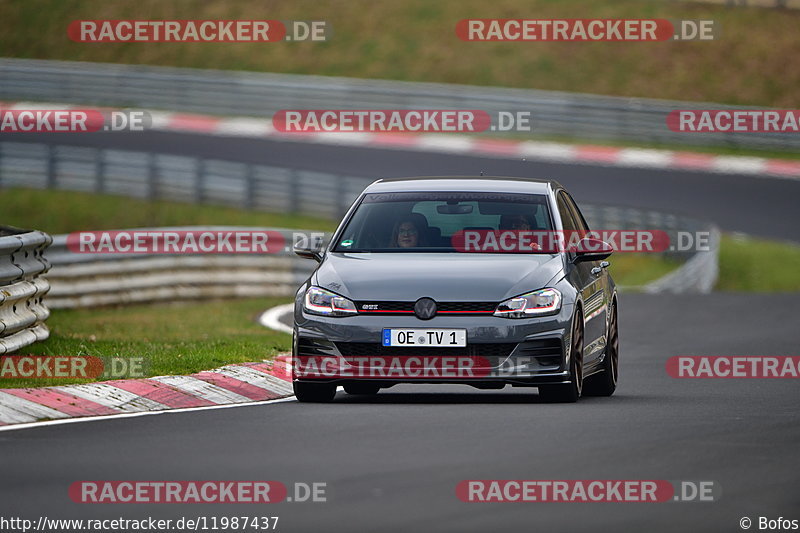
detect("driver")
[391,214,429,248]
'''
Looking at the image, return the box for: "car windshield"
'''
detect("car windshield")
[332,191,554,253]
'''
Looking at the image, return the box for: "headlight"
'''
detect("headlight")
[303,286,358,317]
[494,288,562,318]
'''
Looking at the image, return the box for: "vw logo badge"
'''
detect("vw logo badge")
[414,297,437,320]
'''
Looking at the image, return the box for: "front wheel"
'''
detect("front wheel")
[583,300,618,397]
[293,381,336,403]
[539,312,584,403]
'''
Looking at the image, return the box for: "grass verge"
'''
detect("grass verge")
[606,254,683,289]
[0,298,292,389]
[718,235,800,292]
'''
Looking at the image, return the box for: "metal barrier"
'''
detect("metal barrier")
[44,228,317,309]
[579,205,720,293]
[644,228,720,294]
[0,58,796,151]
[0,142,372,220]
[0,227,52,354]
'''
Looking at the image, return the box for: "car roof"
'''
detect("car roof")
[364,176,562,195]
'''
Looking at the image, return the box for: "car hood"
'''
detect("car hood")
[314,252,564,302]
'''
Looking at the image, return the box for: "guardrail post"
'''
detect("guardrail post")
[94,148,105,193]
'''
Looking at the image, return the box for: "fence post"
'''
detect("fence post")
[94,148,105,193]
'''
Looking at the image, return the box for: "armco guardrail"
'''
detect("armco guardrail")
[644,226,720,294]
[579,205,720,293]
[0,142,372,220]
[45,228,318,309]
[0,58,796,151]
[0,227,52,354]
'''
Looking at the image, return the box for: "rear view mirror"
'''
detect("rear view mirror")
[437,204,473,214]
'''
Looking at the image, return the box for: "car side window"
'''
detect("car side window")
[564,192,590,232]
[556,192,578,231]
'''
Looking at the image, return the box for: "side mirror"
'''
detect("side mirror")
[571,238,613,263]
[293,241,324,263]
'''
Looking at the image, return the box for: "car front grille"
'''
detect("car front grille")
[354,301,496,315]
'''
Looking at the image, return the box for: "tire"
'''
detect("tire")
[539,311,584,403]
[583,300,619,397]
[344,383,381,395]
[293,381,336,403]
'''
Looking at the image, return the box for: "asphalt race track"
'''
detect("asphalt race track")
[0,293,798,532]
[4,130,800,242]
[1,131,798,532]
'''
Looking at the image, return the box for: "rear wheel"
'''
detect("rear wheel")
[344,383,381,395]
[293,381,336,403]
[539,312,584,403]
[583,300,618,397]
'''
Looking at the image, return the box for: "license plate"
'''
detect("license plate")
[382,329,467,347]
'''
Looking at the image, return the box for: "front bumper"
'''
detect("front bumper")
[292,304,574,386]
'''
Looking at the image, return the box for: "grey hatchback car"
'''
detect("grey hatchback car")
[292,177,618,403]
